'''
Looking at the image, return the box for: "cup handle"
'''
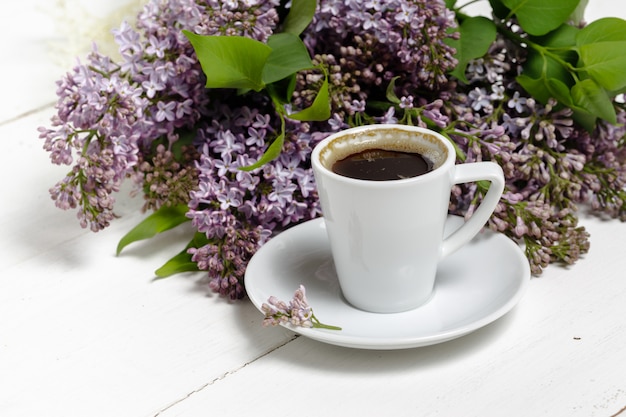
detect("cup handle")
[440,162,505,259]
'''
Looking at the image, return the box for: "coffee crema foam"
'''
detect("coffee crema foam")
[320,128,448,172]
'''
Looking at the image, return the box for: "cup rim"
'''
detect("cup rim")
[312,124,456,185]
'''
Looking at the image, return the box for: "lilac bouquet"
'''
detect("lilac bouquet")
[39,0,626,300]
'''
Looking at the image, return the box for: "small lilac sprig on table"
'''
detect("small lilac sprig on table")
[262,285,341,331]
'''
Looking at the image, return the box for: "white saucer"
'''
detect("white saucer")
[245,216,530,350]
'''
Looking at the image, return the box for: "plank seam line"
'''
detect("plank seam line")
[610,404,626,417]
[152,334,299,416]
[0,102,55,127]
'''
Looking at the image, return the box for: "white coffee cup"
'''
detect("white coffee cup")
[311,124,505,313]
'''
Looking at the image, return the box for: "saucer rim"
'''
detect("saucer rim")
[245,216,530,350]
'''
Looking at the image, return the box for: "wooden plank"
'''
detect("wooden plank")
[0,111,295,416]
[156,215,626,417]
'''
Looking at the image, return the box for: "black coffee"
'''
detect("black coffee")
[331,149,433,181]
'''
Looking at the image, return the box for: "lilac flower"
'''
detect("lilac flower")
[399,95,414,109]
[137,143,199,211]
[188,224,264,300]
[508,91,528,113]
[216,186,244,210]
[303,0,458,104]
[395,3,416,24]
[468,87,492,112]
[376,106,398,124]
[262,285,341,330]
[467,58,485,76]
[182,97,324,297]
[40,0,626,292]
[156,101,177,122]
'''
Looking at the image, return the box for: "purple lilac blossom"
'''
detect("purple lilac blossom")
[262,285,314,328]
[40,0,626,292]
[185,98,323,299]
[295,0,458,124]
[262,285,341,329]
[307,0,458,89]
[440,36,623,274]
[39,0,281,231]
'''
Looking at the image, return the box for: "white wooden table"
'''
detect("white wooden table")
[1,1,625,416]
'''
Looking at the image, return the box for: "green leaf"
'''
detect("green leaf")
[154,250,199,278]
[266,74,298,105]
[516,74,553,105]
[579,41,626,92]
[240,130,285,172]
[517,73,605,131]
[446,16,497,83]
[518,25,580,103]
[239,76,329,169]
[516,73,573,106]
[183,31,271,91]
[501,0,579,36]
[287,75,331,121]
[522,51,575,89]
[281,0,317,35]
[532,23,579,50]
[571,78,617,124]
[240,112,287,172]
[546,77,574,106]
[575,18,626,93]
[569,107,597,133]
[116,205,190,255]
[386,76,401,104]
[262,33,314,85]
[526,24,579,84]
[154,232,209,278]
[488,0,510,19]
[576,17,626,45]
